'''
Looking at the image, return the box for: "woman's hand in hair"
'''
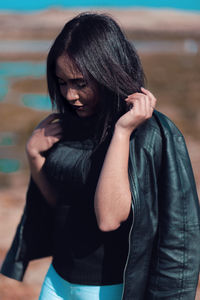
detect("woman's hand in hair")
[116,87,156,136]
[26,113,62,158]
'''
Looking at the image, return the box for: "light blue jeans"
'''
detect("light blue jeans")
[39,264,123,300]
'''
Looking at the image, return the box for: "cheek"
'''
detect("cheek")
[85,89,98,105]
[92,92,100,107]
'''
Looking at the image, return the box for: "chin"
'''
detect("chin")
[76,110,93,118]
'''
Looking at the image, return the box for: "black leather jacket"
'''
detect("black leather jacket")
[1,110,200,299]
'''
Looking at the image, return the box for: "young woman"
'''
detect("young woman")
[1,13,200,300]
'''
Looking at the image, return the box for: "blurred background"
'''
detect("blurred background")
[0,1,200,299]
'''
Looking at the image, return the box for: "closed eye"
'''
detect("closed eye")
[74,79,87,89]
[56,77,66,86]
[56,77,87,89]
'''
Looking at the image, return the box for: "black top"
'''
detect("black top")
[43,113,132,285]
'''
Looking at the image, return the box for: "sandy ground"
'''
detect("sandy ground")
[0,8,200,300]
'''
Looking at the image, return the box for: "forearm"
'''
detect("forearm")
[27,151,57,207]
[94,125,132,231]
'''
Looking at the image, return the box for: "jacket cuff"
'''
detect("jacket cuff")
[0,257,28,281]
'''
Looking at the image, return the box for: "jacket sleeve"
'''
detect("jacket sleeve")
[145,114,200,299]
[0,178,54,281]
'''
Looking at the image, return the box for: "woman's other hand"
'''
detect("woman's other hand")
[116,87,157,136]
[26,113,62,158]
[25,113,62,206]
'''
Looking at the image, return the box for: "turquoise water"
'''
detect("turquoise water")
[0,60,51,113]
[0,61,46,78]
[21,94,52,110]
[0,0,199,12]
[0,137,13,146]
[0,61,50,173]
[0,62,50,173]
[0,78,9,102]
[0,133,16,146]
[0,61,46,102]
[0,159,20,173]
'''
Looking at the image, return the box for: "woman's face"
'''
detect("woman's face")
[55,55,100,117]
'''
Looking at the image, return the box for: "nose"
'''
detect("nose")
[66,87,79,102]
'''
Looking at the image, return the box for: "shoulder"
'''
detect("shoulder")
[153,110,184,138]
[131,110,185,149]
[129,110,162,154]
[129,109,190,173]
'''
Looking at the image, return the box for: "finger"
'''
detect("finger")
[51,136,62,144]
[141,87,157,109]
[125,93,146,103]
[125,99,134,111]
[126,90,155,120]
[131,95,151,119]
[126,92,144,99]
[54,134,62,140]
[130,99,140,113]
[125,94,146,112]
[140,87,154,97]
[129,98,145,115]
[126,94,149,111]
[145,97,153,117]
[48,133,62,142]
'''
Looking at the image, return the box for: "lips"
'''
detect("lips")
[72,105,85,110]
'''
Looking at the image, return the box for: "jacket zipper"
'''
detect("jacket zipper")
[121,143,138,300]
[121,202,134,300]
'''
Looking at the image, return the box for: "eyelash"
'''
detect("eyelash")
[58,80,87,88]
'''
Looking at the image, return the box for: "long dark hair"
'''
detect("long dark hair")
[47,12,145,143]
